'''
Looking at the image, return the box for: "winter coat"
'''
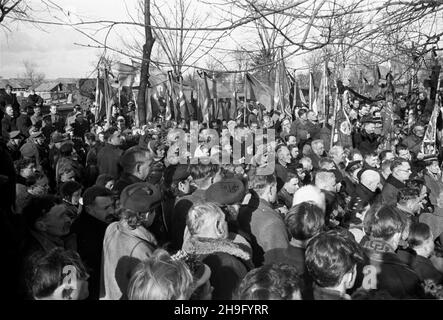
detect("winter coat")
[100,220,157,300]
[362,238,424,299]
[97,144,123,179]
[1,115,17,138]
[112,172,143,197]
[72,210,110,300]
[238,198,289,267]
[397,248,443,285]
[170,189,206,251]
[183,236,252,300]
[16,114,31,138]
[381,175,407,206]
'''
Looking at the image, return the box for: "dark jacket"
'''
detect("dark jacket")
[170,189,206,251]
[362,238,424,299]
[397,248,443,285]
[113,172,143,197]
[313,285,350,300]
[238,198,289,267]
[183,237,252,300]
[402,134,423,157]
[16,114,32,138]
[71,211,109,300]
[264,241,306,274]
[352,131,380,155]
[97,144,123,179]
[1,115,17,138]
[0,92,20,116]
[277,188,293,209]
[381,175,407,206]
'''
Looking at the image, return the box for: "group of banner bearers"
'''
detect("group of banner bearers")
[2,56,443,300]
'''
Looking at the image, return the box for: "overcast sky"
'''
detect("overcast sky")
[0,0,131,79]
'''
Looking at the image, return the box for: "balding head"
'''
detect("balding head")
[360,170,381,192]
[293,185,326,213]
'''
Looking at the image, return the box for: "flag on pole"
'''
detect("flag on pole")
[309,70,315,111]
[274,61,282,113]
[197,71,211,124]
[421,71,442,154]
[211,75,218,121]
[332,87,353,149]
[179,90,189,123]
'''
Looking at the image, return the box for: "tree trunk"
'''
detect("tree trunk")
[137,0,155,126]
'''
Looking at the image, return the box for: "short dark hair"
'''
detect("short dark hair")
[235,264,303,300]
[379,150,393,162]
[119,146,153,174]
[104,127,118,141]
[366,205,404,241]
[84,132,96,142]
[248,174,276,197]
[397,187,420,205]
[27,248,88,299]
[15,158,35,173]
[305,230,364,288]
[189,163,219,180]
[59,143,73,157]
[22,195,63,230]
[390,158,408,171]
[285,202,324,240]
[381,159,393,172]
[408,222,432,248]
[396,144,409,154]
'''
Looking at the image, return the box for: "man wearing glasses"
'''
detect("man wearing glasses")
[381,158,412,206]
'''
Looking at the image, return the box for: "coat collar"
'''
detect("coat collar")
[117,220,157,246]
[183,236,251,261]
[386,174,407,189]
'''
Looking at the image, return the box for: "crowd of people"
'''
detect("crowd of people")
[1,82,443,300]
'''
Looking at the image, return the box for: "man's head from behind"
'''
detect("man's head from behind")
[285,201,324,242]
[120,146,154,181]
[248,174,277,203]
[236,264,302,300]
[360,170,381,192]
[186,202,228,240]
[305,230,364,291]
[28,248,89,300]
[365,205,405,250]
[315,170,338,193]
[293,185,326,213]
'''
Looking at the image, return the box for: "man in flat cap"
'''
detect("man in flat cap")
[7,131,24,161]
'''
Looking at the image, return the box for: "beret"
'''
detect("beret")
[120,182,161,212]
[205,178,246,205]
